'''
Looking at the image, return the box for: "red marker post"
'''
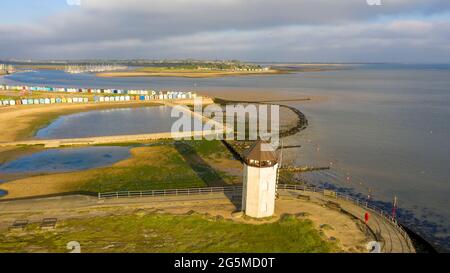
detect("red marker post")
[365,212,370,224]
[364,212,370,235]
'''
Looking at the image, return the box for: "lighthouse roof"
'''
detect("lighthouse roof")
[243,140,278,168]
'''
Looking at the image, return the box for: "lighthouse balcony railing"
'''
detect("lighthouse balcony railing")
[98,186,243,199]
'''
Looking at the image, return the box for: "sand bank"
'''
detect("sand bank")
[97,69,284,78]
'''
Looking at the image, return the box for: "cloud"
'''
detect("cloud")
[0,0,449,61]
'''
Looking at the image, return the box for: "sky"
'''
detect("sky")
[0,0,450,63]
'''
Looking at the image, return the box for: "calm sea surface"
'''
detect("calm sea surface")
[1,64,449,250]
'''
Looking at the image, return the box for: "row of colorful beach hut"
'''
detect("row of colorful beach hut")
[1,97,89,107]
[0,84,152,95]
[1,84,198,107]
[1,85,196,98]
[92,93,194,103]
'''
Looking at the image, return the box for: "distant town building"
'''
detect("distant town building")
[64,64,127,74]
[242,140,279,218]
[0,64,16,74]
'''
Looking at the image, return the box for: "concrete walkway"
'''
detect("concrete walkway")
[279,189,415,253]
[0,130,219,148]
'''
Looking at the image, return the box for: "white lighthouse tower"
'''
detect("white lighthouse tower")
[242,140,279,218]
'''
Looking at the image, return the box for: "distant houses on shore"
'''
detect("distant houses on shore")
[0,64,15,74]
[64,64,128,74]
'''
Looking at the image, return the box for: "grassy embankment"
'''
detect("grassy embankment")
[0,140,242,198]
[0,213,338,253]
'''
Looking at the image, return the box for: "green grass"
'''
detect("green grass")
[80,151,207,192]
[0,213,339,253]
[76,140,239,193]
